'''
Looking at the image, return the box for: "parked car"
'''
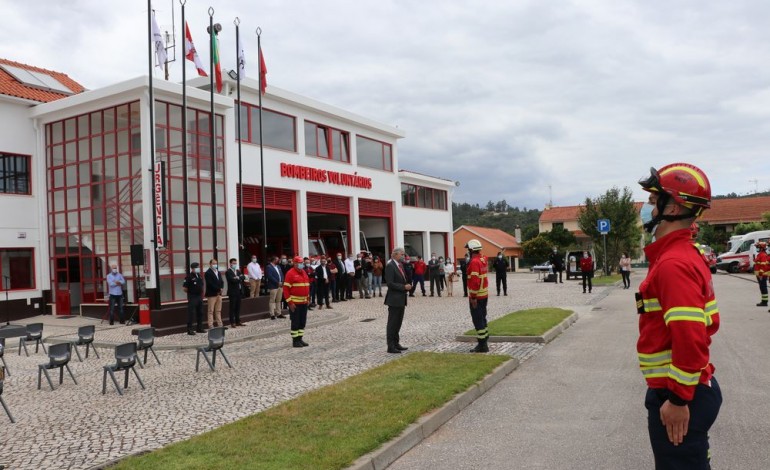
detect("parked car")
[716,230,770,273]
[565,249,596,280]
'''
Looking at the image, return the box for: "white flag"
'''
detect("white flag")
[238,48,246,80]
[151,12,167,69]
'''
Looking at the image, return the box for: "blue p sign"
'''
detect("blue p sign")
[598,219,610,234]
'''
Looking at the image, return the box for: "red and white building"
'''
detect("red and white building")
[0,58,455,320]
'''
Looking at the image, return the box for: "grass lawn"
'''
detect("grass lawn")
[110,352,508,470]
[591,273,622,286]
[465,307,573,337]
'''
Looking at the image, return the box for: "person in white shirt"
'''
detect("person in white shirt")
[444,258,456,297]
[247,256,263,298]
[344,253,356,300]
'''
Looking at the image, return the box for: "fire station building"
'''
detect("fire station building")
[0,58,456,321]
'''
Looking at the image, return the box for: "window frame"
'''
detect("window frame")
[0,152,32,195]
[0,248,36,291]
[401,183,447,211]
[237,101,297,152]
[355,135,392,172]
[304,120,350,163]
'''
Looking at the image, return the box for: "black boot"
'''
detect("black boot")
[757,301,768,307]
[292,337,303,348]
[470,339,485,353]
[299,336,309,347]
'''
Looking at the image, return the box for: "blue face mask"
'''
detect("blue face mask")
[640,202,655,226]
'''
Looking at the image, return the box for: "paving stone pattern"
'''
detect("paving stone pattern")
[0,274,606,469]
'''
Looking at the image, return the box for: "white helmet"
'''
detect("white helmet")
[465,239,483,251]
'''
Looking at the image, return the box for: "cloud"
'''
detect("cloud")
[3,0,770,206]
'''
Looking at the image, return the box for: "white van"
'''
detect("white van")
[716,230,770,273]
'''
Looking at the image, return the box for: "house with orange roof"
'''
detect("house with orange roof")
[700,196,770,232]
[453,225,523,271]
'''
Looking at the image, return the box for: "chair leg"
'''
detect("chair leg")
[195,350,201,372]
[102,369,108,394]
[0,396,15,423]
[212,350,217,367]
[39,341,47,354]
[41,367,55,391]
[219,349,233,369]
[0,356,8,376]
[65,364,77,385]
[37,365,42,390]
[149,347,161,365]
[143,348,149,365]
[90,343,100,359]
[85,344,89,359]
[131,367,145,390]
[19,339,28,357]
[73,344,84,362]
[124,369,130,389]
[136,353,145,369]
[59,365,64,385]
[108,369,123,396]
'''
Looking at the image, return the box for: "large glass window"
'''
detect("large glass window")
[0,249,34,290]
[0,153,31,194]
[356,135,392,171]
[304,121,350,162]
[401,183,447,210]
[237,101,296,152]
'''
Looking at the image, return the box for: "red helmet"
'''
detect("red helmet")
[758,241,767,249]
[293,256,303,264]
[639,163,711,214]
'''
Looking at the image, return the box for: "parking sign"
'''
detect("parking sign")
[598,219,610,234]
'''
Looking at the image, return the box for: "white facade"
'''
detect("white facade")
[1,71,455,310]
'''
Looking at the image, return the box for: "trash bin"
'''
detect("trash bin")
[138,297,151,325]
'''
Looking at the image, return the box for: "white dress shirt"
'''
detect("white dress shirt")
[247,261,263,280]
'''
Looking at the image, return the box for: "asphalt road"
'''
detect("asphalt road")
[388,271,770,470]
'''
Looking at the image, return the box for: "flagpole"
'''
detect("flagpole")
[257,28,267,261]
[147,0,162,310]
[234,17,244,253]
[180,0,191,271]
[207,7,220,260]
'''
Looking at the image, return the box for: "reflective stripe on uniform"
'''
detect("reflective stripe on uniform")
[476,329,488,339]
[668,364,702,386]
[704,300,719,326]
[638,349,672,367]
[289,296,308,303]
[291,330,299,337]
[641,365,669,379]
[643,298,662,312]
[664,307,706,325]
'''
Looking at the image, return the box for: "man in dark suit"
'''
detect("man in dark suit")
[225,257,246,327]
[204,259,224,328]
[265,256,285,320]
[384,247,412,354]
[315,257,332,309]
[183,262,205,335]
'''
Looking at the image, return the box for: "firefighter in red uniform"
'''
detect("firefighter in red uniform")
[637,163,722,469]
[465,239,490,353]
[754,241,769,307]
[283,256,310,348]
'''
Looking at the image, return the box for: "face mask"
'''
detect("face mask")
[431,256,436,260]
[281,259,287,264]
[212,264,218,270]
[193,268,199,273]
[498,255,502,259]
[553,249,557,253]
[295,263,303,270]
[112,268,118,274]
[304,262,310,267]
[337,256,342,260]
[321,261,327,265]
[251,258,257,263]
[640,202,657,233]
[231,263,238,269]
[583,254,588,258]
[465,256,469,261]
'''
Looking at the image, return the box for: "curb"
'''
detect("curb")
[454,311,579,344]
[40,312,349,351]
[347,358,520,470]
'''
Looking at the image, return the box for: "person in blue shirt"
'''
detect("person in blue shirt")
[106,263,126,325]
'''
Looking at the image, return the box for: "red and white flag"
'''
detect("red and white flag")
[258,47,267,95]
[184,22,207,77]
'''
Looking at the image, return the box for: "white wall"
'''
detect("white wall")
[0,99,45,300]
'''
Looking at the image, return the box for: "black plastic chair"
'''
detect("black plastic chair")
[37,342,77,391]
[135,327,160,368]
[72,325,100,362]
[18,323,47,356]
[196,327,232,372]
[102,343,145,396]
[0,337,9,376]
[0,365,15,423]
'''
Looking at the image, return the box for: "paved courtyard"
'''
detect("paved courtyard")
[0,273,603,469]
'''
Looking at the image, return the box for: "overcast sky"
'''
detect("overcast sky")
[3,0,770,208]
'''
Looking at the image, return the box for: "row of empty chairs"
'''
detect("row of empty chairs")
[1,324,233,422]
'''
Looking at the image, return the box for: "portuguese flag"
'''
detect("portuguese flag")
[212,31,222,92]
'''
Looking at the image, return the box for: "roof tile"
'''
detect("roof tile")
[457,225,521,248]
[0,58,85,103]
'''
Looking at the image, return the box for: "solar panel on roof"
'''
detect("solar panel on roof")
[0,63,73,94]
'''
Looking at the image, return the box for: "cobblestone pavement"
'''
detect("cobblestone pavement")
[0,273,608,469]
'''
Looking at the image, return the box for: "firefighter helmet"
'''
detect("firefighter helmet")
[689,222,699,240]
[758,241,767,249]
[465,239,483,251]
[638,163,711,213]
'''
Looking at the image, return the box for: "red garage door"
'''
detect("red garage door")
[307,193,350,214]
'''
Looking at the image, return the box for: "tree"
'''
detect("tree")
[696,222,728,253]
[485,201,495,211]
[734,222,766,235]
[544,226,577,249]
[522,234,552,263]
[577,186,642,274]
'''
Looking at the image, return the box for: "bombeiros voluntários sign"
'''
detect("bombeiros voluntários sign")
[154,161,167,248]
[280,163,373,189]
